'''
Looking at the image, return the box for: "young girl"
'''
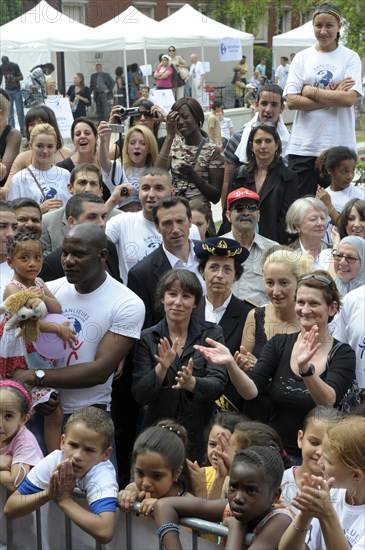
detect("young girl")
[98,123,158,197]
[0,232,76,453]
[118,422,192,517]
[316,146,364,243]
[279,415,365,550]
[0,380,43,493]
[153,446,293,550]
[7,123,71,213]
[281,406,343,514]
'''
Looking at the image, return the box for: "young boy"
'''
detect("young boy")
[207,100,223,148]
[4,407,118,544]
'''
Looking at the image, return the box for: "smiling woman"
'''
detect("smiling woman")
[132,269,228,463]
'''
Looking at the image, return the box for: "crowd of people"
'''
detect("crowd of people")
[0,2,365,548]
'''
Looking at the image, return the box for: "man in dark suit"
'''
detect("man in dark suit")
[40,193,121,283]
[89,63,114,121]
[194,236,254,411]
[127,196,204,329]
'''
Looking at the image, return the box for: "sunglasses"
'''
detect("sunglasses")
[251,121,276,129]
[231,203,259,213]
[332,252,360,264]
[299,274,333,286]
[132,111,154,119]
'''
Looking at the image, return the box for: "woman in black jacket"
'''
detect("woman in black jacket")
[132,269,228,462]
[225,123,298,244]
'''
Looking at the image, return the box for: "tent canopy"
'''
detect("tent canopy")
[0,0,125,52]
[144,4,254,48]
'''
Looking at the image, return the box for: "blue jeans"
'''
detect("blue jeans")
[6,88,25,134]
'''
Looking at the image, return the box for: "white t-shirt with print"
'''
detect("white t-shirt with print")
[106,211,200,283]
[8,165,71,205]
[47,274,145,413]
[284,45,363,157]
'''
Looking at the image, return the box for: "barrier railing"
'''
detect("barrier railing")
[2,487,229,550]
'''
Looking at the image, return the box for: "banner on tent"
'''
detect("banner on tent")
[218,38,242,62]
[45,96,73,139]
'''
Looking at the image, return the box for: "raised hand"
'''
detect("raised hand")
[194,338,234,366]
[155,337,178,371]
[173,358,196,392]
[296,326,321,371]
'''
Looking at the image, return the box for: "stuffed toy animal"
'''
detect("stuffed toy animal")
[0,290,47,342]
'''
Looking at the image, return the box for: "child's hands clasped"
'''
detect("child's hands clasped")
[50,459,76,502]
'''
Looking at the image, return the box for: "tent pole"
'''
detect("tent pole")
[56,0,66,94]
[143,43,148,85]
[123,48,129,107]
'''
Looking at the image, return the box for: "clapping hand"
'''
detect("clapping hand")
[173,358,196,392]
[194,338,233,366]
[155,337,179,371]
[234,345,257,372]
[292,474,336,519]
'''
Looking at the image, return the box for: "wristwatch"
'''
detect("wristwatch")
[35,369,45,386]
[299,363,316,377]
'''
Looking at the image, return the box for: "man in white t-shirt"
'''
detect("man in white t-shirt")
[189,53,206,106]
[106,167,200,283]
[274,56,290,89]
[12,222,145,414]
[0,201,17,303]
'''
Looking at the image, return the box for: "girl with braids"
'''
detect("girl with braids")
[118,421,192,516]
[315,146,363,243]
[153,446,292,550]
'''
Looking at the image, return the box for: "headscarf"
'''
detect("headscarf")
[334,236,365,295]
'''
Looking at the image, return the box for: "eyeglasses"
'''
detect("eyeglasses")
[206,265,234,275]
[231,203,259,213]
[332,252,360,264]
[251,121,276,130]
[299,274,333,286]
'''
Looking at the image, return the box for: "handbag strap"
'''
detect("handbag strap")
[192,138,207,168]
[26,167,47,201]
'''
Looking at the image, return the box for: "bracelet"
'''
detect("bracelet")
[328,206,336,216]
[292,519,310,533]
[156,522,180,542]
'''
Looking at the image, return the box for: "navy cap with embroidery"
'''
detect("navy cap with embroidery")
[194,237,249,264]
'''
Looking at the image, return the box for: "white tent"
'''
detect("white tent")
[0,0,123,52]
[272,22,316,68]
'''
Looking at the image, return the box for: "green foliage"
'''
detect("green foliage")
[0,0,23,26]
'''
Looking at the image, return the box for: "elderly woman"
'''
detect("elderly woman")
[132,269,228,462]
[286,196,330,267]
[225,123,298,244]
[155,97,224,204]
[194,237,251,412]
[195,270,355,463]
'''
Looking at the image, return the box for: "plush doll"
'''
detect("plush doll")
[0,290,47,342]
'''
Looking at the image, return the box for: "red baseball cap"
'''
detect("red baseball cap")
[226,188,260,211]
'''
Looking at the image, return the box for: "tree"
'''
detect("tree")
[0,0,23,26]
[202,0,365,57]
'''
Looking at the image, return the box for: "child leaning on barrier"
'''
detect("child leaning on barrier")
[4,407,118,544]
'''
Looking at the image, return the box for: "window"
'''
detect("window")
[167,3,186,16]
[62,1,87,24]
[279,9,292,33]
[133,2,156,19]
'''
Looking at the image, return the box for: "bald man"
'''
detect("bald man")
[13,222,145,416]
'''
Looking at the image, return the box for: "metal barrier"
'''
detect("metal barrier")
[3,488,229,550]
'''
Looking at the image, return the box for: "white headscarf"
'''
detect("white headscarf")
[334,236,365,295]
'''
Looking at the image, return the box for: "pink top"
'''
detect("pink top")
[155,65,173,89]
[0,426,43,466]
